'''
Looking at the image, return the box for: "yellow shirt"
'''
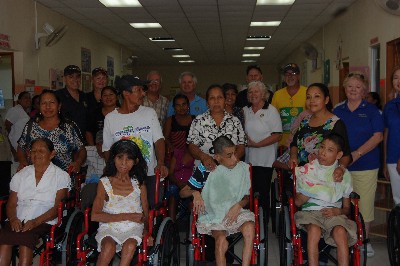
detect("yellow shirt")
[271,86,307,146]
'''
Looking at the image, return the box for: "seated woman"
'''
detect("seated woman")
[0,137,70,266]
[91,140,152,266]
[180,136,255,266]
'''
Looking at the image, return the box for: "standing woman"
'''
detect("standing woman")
[243,81,282,221]
[333,73,384,257]
[222,83,245,127]
[383,66,400,205]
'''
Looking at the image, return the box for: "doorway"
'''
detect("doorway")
[385,37,400,104]
[0,52,15,109]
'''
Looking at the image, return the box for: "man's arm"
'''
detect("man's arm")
[294,192,309,207]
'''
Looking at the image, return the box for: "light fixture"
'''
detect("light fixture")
[149,37,175,42]
[256,0,295,5]
[243,54,261,57]
[99,0,142,7]
[172,55,190,58]
[130,23,161,28]
[250,21,281,26]
[244,47,265,50]
[247,36,271,41]
[163,48,183,51]
[241,60,257,63]
[179,60,195,63]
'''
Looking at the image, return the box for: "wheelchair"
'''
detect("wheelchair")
[0,171,86,266]
[76,171,180,265]
[185,165,268,265]
[387,204,400,266]
[278,167,367,266]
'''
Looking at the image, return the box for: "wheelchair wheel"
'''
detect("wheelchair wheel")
[152,217,180,266]
[279,206,292,266]
[61,209,84,266]
[257,206,268,265]
[387,206,400,266]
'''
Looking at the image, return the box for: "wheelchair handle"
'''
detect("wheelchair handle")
[349,192,360,199]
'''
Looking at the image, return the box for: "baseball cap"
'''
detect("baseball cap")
[92,67,108,77]
[64,65,81,76]
[283,63,300,74]
[114,75,149,93]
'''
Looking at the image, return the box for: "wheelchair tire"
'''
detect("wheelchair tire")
[279,206,292,266]
[387,206,400,266]
[61,209,84,266]
[257,206,268,266]
[152,217,180,266]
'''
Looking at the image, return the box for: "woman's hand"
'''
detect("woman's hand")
[155,164,168,179]
[22,218,39,232]
[192,191,205,214]
[69,161,81,173]
[320,208,341,218]
[383,164,390,181]
[333,166,345,182]
[247,138,258,148]
[200,154,216,171]
[9,217,23,232]
[288,156,298,169]
[224,203,241,225]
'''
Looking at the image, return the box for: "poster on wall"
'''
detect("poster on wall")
[81,47,91,73]
[49,68,63,90]
[107,56,114,77]
[82,73,92,93]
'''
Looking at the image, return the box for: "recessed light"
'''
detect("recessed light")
[179,60,195,63]
[99,0,142,7]
[256,0,295,5]
[241,60,257,63]
[163,48,183,51]
[243,54,261,57]
[149,37,175,42]
[247,36,271,41]
[244,47,265,50]
[130,23,161,28]
[250,21,281,26]
[172,55,190,58]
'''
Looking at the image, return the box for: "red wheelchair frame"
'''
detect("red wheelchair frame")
[282,166,366,266]
[187,164,267,265]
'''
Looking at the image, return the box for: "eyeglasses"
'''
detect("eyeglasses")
[149,80,160,85]
[348,73,365,80]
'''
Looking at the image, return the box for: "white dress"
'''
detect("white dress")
[95,177,144,252]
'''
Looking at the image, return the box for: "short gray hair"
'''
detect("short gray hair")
[146,70,162,83]
[179,71,197,84]
[248,81,268,100]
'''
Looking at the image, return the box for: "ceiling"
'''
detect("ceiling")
[35,0,357,66]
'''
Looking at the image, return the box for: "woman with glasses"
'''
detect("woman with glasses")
[333,73,384,257]
[383,66,400,206]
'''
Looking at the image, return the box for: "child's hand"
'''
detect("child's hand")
[320,208,341,218]
[192,191,205,214]
[129,213,145,223]
[223,204,241,225]
[332,166,344,182]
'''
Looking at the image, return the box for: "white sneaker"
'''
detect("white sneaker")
[367,243,375,257]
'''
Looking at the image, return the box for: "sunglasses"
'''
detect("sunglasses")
[348,73,365,80]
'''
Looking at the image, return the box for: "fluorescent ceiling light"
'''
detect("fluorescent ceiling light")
[241,60,256,63]
[163,48,183,51]
[130,23,161,28]
[251,21,281,26]
[179,60,195,63]
[245,47,265,50]
[99,0,142,7]
[243,54,261,57]
[247,36,271,41]
[256,0,295,5]
[149,37,175,42]
[172,55,190,58]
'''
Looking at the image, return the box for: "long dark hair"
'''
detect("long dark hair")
[103,139,147,185]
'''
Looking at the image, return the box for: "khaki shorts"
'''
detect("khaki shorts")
[295,210,357,247]
[350,169,378,222]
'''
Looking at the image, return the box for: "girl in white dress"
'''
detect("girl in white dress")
[91,139,150,266]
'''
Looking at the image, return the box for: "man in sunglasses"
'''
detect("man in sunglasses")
[271,63,307,147]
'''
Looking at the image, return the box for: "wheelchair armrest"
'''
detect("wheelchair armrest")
[349,192,360,200]
[77,208,91,255]
[48,201,65,248]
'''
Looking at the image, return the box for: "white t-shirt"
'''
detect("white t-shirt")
[10,163,70,225]
[9,116,29,150]
[244,104,282,167]
[5,104,29,125]
[102,106,164,176]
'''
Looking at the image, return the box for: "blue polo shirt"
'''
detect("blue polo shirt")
[167,94,208,117]
[383,97,400,164]
[333,100,384,171]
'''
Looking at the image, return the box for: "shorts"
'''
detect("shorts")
[197,209,255,236]
[295,210,357,247]
[350,169,378,222]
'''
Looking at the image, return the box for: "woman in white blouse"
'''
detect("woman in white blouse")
[0,137,70,265]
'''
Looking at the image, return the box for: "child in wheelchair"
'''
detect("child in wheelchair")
[180,136,255,265]
[294,134,357,266]
[0,137,70,265]
[91,139,152,266]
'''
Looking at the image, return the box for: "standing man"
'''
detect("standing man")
[167,71,207,117]
[271,63,307,147]
[236,65,273,108]
[56,65,88,143]
[142,70,169,127]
